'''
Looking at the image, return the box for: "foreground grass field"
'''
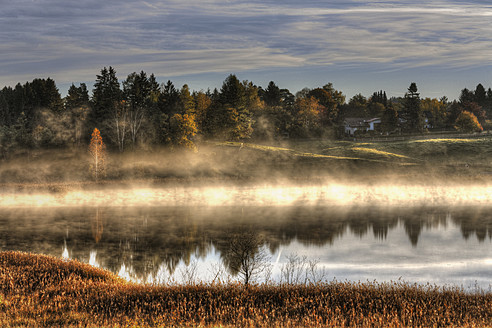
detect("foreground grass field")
[1,251,491,327]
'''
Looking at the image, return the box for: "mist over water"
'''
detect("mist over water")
[2,184,492,207]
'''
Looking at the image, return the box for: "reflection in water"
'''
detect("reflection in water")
[91,208,103,243]
[0,205,491,288]
[89,250,100,268]
[62,240,69,259]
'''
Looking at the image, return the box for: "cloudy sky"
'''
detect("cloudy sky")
[1,0,491,100]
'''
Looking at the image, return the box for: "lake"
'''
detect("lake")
[1,185,491,290]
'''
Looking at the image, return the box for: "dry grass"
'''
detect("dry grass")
[1,251,491,327]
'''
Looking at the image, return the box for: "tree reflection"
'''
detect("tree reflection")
[0,205,491,280]
[91,207,103,243]
[220,230,269,285]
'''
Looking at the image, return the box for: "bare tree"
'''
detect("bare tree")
[128,105,146,149]
[70,106,90,147]
[280,253,326,285]
[107,100,128,152]
[223,231,270,285]
[178,258,198,285]
[208,262,231,285]
[281,253,309,285]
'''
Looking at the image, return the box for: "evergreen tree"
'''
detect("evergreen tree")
[380,104,399,133]
[193,91,212,136]
[475,83,486,106]
[91,66,121,124]
[402,82,423,132]
[263,81,281,107]
[44,78,64,113]
[446,101,463,128]
[0,92,9,126]
[370,90,388,107]
[66,83,89,109]
[0,87,15,126]
[220,74,245,109]
[123,71,154,149]
[459,88,474,105]
[212,74,254,140]
[160,80,180,115]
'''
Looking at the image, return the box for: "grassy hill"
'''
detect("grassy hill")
[209,135,492,183]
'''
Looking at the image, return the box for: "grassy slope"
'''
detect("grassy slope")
[211,136,492,183]
[0,251,491,327]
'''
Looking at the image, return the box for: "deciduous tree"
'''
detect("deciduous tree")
[455,111,483,133]
[294,96,322,136]
[168,113,197,150]
[223,231,269,285]
[421,97,447,129]
[89,128,106,181]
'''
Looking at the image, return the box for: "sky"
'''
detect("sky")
[1,0,491,100]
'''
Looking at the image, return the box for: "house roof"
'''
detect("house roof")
[344,118,367,127]
[344,117,380,126]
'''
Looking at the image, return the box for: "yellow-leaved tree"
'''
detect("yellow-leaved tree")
[89,128,106,181]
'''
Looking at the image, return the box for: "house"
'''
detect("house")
[366,117,381,131]
[344,118,368,136]
[423,111,433,129]
[344,117,381,136]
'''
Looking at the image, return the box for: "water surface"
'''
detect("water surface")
[1,203,490,289]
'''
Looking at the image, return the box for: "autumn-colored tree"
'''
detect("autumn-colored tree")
[193,91,212,135]
[294,96,323,137]
[454,111,483,133]
[89,128,106,181]
[168,113,198,151]
[421,97,447,129]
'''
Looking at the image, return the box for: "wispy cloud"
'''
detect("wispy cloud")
[0,0,490,93]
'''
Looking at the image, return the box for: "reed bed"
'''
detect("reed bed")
[0,251,490,327]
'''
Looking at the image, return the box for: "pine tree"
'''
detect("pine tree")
[263,81,281,107]
[123,71,153,149]
[402,83,423,132]
[91,66,121,124]
[475,83,486,106]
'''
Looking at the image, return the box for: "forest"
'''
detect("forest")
[0,66,491,158]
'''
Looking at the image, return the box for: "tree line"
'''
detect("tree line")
[1,66,491,157]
